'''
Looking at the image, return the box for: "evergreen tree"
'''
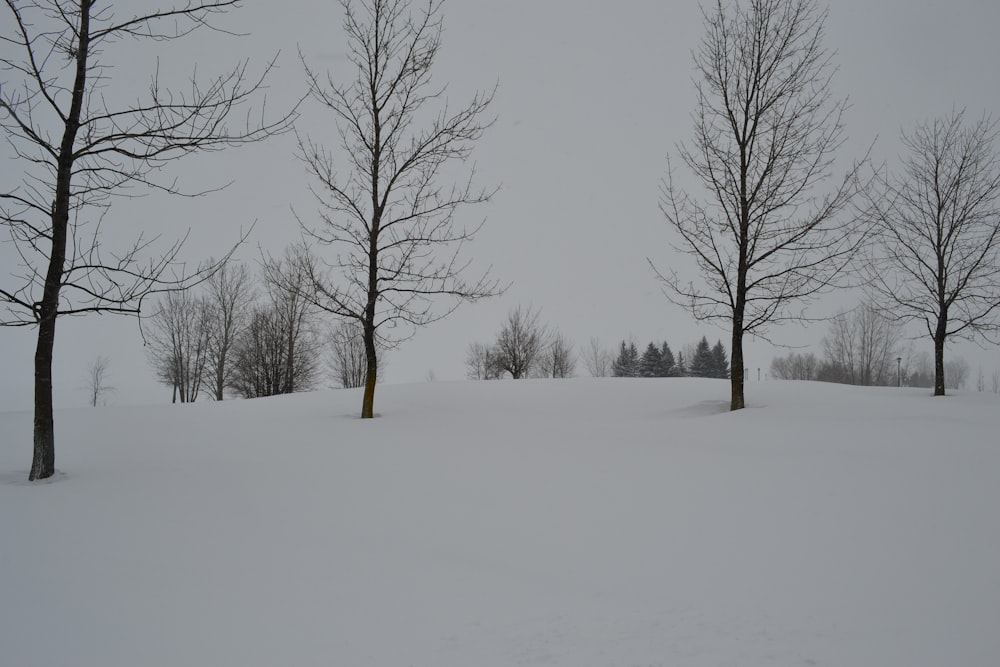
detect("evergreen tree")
[674,351,687,377]
[639,342,662,377]
[711,340,730,379]
[690,336,714,377]
[612,340,640,377]
[657,341,675,377]
[627,341,639,376]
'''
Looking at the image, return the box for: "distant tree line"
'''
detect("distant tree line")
[145,247,376,402]
[768,301,973,389]
[465,311,730,382]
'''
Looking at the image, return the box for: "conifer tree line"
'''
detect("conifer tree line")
[611,337,729,379]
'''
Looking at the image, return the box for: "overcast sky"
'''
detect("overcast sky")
[3,0,1000,411]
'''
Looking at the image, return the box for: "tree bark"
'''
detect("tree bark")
[30,314,57,480]
[730,322,745,411]
[361,323,377,419]
[934,313,947,396]
[29,0,91,480]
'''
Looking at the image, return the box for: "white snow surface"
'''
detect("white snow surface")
[1,378,998,666]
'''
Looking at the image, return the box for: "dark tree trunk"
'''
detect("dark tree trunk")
[934,312,947,396]
[361,323,377,419]
[730,324,745,411]
[731,166,750,411]
[30,313,57,480]
[29,1,91,480]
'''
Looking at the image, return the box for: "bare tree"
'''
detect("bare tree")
[201,262,254,400]
[0,1,294,480]
[328,320,380,389]
[991,368,1000,394]
[228,301,321,399]
[493,305,546,380]
[582,337,613,378]
[85,354,113,407]
[652,0,862,411]
[260,246,322,395]
[864,111,1000,396]
[146,290,210,403]
[539,331,575,379]
[822,303,902,386]
[944,357,970,391]
[296,0,500,418]
[465,341,501,380]
[769,352,819,381]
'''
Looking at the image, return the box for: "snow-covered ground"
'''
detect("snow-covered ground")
[1,378,997,666]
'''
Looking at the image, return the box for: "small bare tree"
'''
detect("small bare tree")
[260,246,322,396]
[85,354,113,407]
[329,320,380,389]
[297,0,501,418]
[201,262,254,401]
[146,290,210,403]
[864,110,1000,396]
[228,302,321,399]
[944,357,970,391]
[652,0,862,411]
[0,1,294,479]
[582,337,613,378]
[493,305,546,380]
[539,331,575,379]
[769,352,819,381]
[465,341,501,380]
[822,303,902,386]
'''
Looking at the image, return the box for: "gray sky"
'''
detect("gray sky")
[3,0,1000,411]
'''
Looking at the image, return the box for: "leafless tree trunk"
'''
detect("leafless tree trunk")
[0,0,294,480]
[201,262,254,401]
[582,337,613,378]
[146,291,210,403]
[85,354,113,407]
[296,0,501,419]
[651,0,862,411]
[540,331,575,378]
[493,305,546,380]
[864,110,1000,396]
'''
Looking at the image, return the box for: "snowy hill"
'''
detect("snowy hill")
[1,379,998,666]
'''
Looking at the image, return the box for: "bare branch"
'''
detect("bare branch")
[651,0,864,410]
[297,0,501,417]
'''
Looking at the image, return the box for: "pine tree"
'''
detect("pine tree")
[711,340,730,379]
[613,340,640,377]
[657,341,676,377]
[690,336,714,377]
[639,342,662,377]
[627,341,639,376]
[674,351,687,377]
